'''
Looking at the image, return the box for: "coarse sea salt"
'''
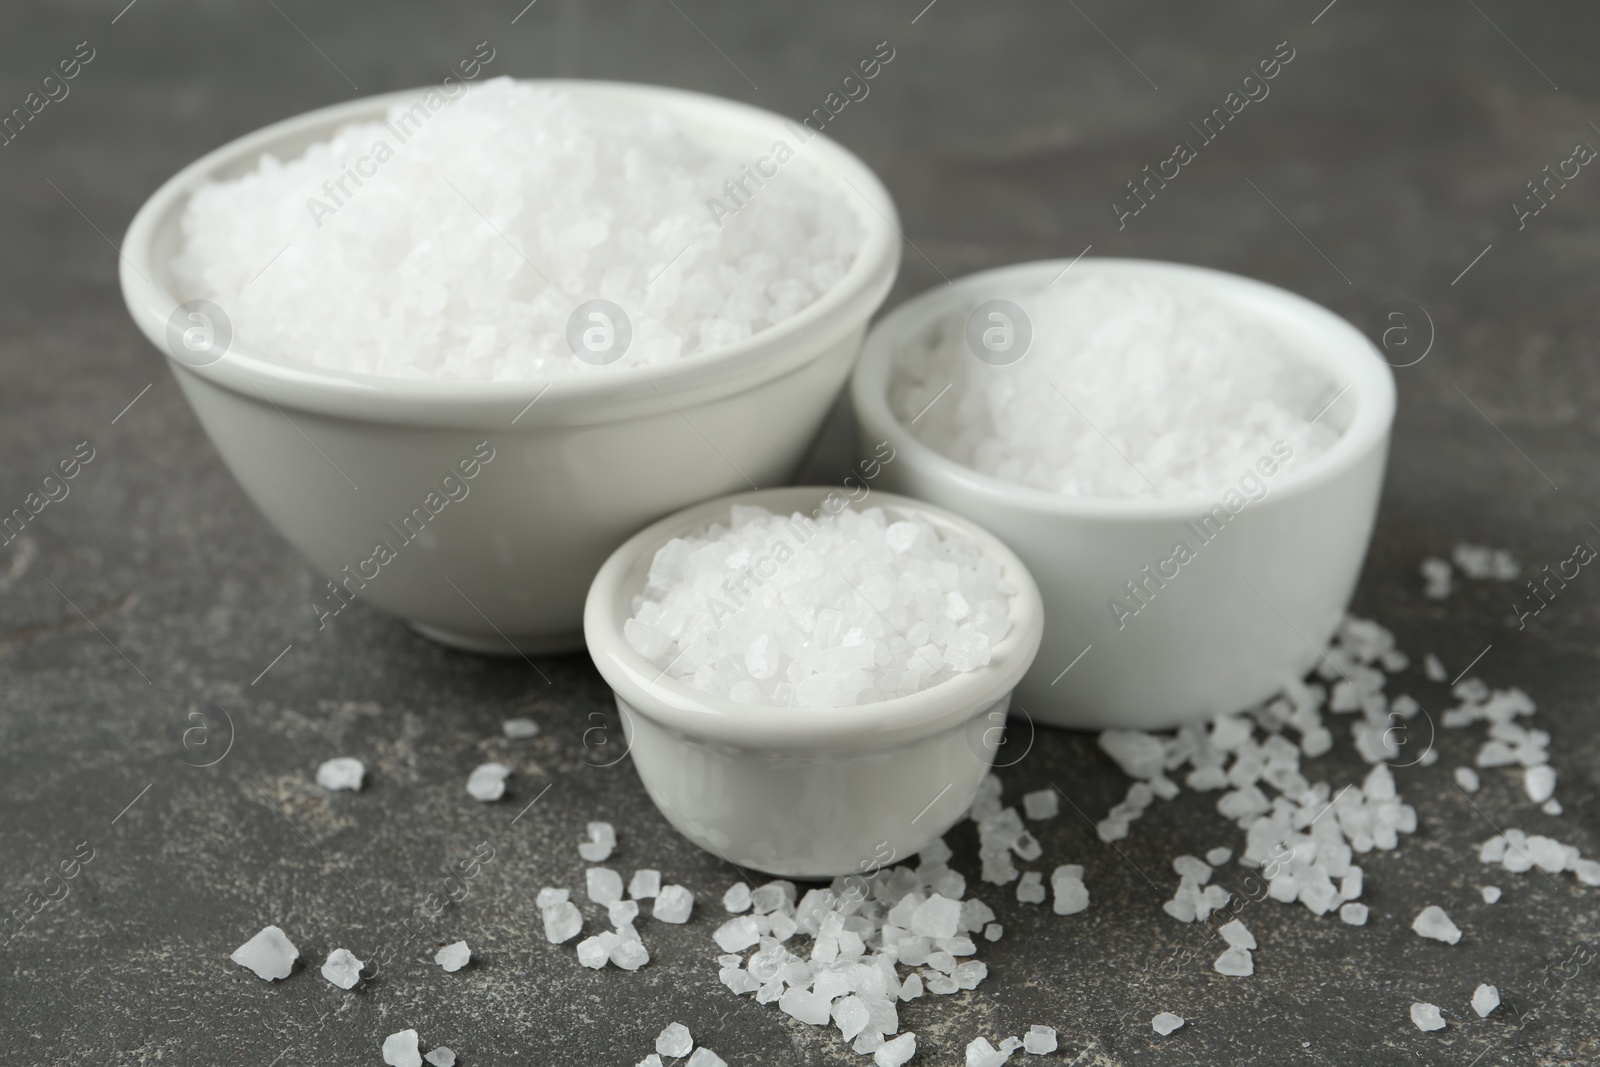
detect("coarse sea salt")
[172,79,861,381]
[425,1048,455,1067]
[466,762,509,801]
[1411,905,1461,945]
[1152,1012,1185,1036]
[230,924,298,981]
[502,716,540,739]
[316,757,365,791]
[579,821,616,862]
[321,947,363,988]
[890,274,1340,499]
[434,940,471,972]
[625,505,1013,708]
[383,1030,422,1067]
[1410,1002,1446,1032]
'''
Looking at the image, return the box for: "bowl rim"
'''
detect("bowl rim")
[118,78,900,419]
[583,486,1045,751]
[851,257,1398,520]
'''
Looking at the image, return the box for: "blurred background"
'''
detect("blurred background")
[3,1,1598,1064]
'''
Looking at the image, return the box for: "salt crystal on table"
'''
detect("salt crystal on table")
[1152,1012,1185,1036]
[875,1032,916,1067]
[1339,903,1368,926]
[834,995,871,1041]
[536,886,569,909]
[1410,1002,1446,1032]
[750,883,791,914]
[1219,920,1255,950]
[1412,905,1461,944]
[1424,653,1447,682]
[611,938,650,970]
[984,923,1004,941]
[1481,885,1501,903]
[1214,946,1253,977]
[502,717,539,739]
[1454,767,1480,792]
[587,867,624,904]
[383,1030,423,1067]
[1021,790,1058,820]
[424,1048,455,1067]
[576,935,610,968]
[579,822,616,862]
[1205,847,1232,866]
[964,1037,1011,1067]
[629,869,661,900]
[608,899,639,927]
[1472,983,1500,1017]
[686,1049,727,1067]
[715,916,761,952]
[1015,871,1046,904]
[723,883,753,913]
[1524,765,1556,804]
[434,941,470,972]
[911,894,962,939]
[899,973,923,1000]
[1050,868,1089,916]
[321,947,362,989]
[780,987,833,1025]
[654,885,694,924]
[1023,1024,1057,1053]
[1172,855,1211,883]
[316,757,365,791]
[230,924,299,980]
[999,1037,1023,1054]
[652,1023,692,1058]
[543,900,583,943]
[636,1057,663,1067]
[1542,799,1563,815]
[466,763,509,801]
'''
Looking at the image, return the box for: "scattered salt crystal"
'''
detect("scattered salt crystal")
[1099,730,1167,780]
[1214,946,1253,977]
[608,899,639,927]
[1410,1002,1446,1032]
[911,895,963,939]
[576,935,610,968]
[1524,765,1556,804]
[1205,847,1233,866]
[723,883,753,913]
[1339,902,1368,926]
[636,1056,663,1067]
[1453,767,1480,793]
[629,869,661,899]
[425,1048,456,1067]
[984,923,1004,941]
[316,757,365,791]
[627,505,1010,707]
[654,885,695,924]
[466,762,509,801]
[579,822,616,862]
[686,1049,727,1067]
[1050,867,1089,916]
[1421,557,1452,599]
[383,1030,422,1067]
[434,941,470,972]
[1021,790,1059,820]
[1218,920,1255,950]
[1172,855,1212,883]
[1472,983,1500,1017]
[1424,653,1447,682]
[714,916,761,952]
[502,717,539,739]
[1412,905,1461,945]
[964,1036,1013,1067]
[1015,871,1046,905]
[780,987,834,1025]
[230,924,299,981]
[999,1037,1023,1054]
[1481,885,1501,903]
[1023,1024,1057,1053]
[1543,798,1564,815]
[834,995,871,1041]
[542,901,583,943]
[656,1023,693,1058]
[321,947,362,989]
[1152,1012,1185,1036]
[1453,544,1519,580]
[587,867,624,905]
[536,886,569,909]
[875,1032,916,1067]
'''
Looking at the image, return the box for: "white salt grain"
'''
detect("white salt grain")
[714,916,761,953]
[629,869,662,900]
[425,1048,456,1067]
[723,882,753,913]
[1454,767,1480,792]
[636,1056,663,1067]
[1412,906,1461,944]
[321,947,363,989]
[466,762,509,801]
[579,822,616,862]
[576,935,610,968]
[502,717,539,739]
[608,899,639,927]
[1205,847,1233,866]
[984,923,1004,941]
[656,1022,693,1057]
[1339,902,1368,926]
[1023,1024,1057,1053]
[653,885,695,924]
[1524,765,1556,804]
[626,505,1011,707]
[892,275,1339,499]
[173,80,861,382]
[686,1049,727,1067]
[316,757,365,791]
[1214,946,1253,977]
[587,867,624,905]
[1472,983,1500,1017]
[1152,1012,1185,1036]
[1015,871,1046,904]
[542,900,583,943]
[1424,653,1447,682]
[1410,1002,1446,1032]
[230,924,298,981]
[383,1030,423,1067]
[1481,885,1501,903]
[434,941,470,972]
[1218,919,1255,950]
[1021,789,1059,820]
[964,1037,1012,1067]
[875,1032,916,1067]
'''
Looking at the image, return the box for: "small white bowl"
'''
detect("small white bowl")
[852,259,1396,732]
[583,486,1044,878]
[119,80,900,653]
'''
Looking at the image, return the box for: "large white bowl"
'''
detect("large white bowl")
[852,259,1395,731]
[583,487,1044,878]
[119,80,900,653]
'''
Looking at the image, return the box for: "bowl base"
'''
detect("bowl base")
[410,621,583,657]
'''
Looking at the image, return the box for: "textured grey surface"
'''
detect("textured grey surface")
[4,0,1600,1064]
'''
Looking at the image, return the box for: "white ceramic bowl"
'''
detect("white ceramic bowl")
[119,80,900,653]
[583,486,1044,878]
[852,259,1396,732]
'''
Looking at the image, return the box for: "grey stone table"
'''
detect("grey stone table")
[4,0,1599,1063]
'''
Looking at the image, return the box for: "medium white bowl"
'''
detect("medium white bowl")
[852,259,1396,732]
[582,486,1044,878]
[119,80,900,653]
